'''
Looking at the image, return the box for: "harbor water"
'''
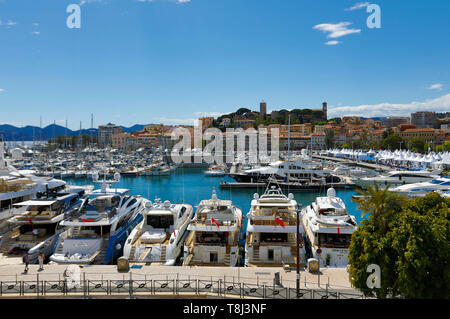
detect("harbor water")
[62,168,365,243]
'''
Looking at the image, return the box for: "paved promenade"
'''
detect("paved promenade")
[0,257,359,296]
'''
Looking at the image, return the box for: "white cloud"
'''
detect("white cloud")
[313,22,361,39]
[345,2,371,11]
[428,83,443,90]
[80,0,106,6]
[328,94,450,118]
[194,111,223,117]
[6,20,16,26]
[32,31,40,35]
[152,116,197,125]
[33,23,39,27]
[325,40,341,45]
[0,88,5,93]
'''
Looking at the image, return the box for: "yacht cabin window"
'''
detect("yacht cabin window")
[147,215,174,229]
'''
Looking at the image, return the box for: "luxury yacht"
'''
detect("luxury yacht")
[301,188,357,267]
[351,170,441,189]
[140,162,175,176]
[49,174,146,265]
[0,143,39,234]
[204,165,226,177]
[123,199,193,265]
[245,185,306,267]
[228,158,332,183]
[390,177,450,198]
[183,189,242,266]
[1,190,84,262]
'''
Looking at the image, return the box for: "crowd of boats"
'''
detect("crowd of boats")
[1,142,449,270]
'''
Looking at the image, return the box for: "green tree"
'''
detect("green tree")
[409,137,425,152]
[381,134,405,150]
[353,183,406,232]
[349,192,450,299]
[382,128,393,139]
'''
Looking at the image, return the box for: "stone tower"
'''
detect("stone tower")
[322,102,327,120]
[260,101,267,117]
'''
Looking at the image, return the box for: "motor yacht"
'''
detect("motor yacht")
[390,177,450,198]
[123,199,193,265]
[245,185,306,267]
[204,165,226,177]
[49,173,146,264]
[351,169,441,189]
[1,191,84,262]
[301,188,357,267]
[228,158,332,183]
[183,189,242,266]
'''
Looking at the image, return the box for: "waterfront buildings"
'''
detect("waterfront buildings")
[411,111,437,128]
[98,123,122,147]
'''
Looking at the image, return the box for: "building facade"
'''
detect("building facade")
[98,123,122,146]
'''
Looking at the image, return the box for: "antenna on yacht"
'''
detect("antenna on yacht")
[211,187,218,200]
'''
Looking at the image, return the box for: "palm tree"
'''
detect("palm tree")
[353,183,406,232]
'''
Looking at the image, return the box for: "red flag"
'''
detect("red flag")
[337,226,340,235]
[81,218,95,222]
[211,217,220,228]
[275,216,285,228]
[26,216,34,227]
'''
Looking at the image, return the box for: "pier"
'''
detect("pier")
[220,177,356,191]
[312,154,390,172]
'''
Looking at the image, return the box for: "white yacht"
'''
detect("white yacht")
[204,165,226,177]
[50,174,146,265]
[183,189,242,266]
[301,188,357,267]
[245,185,306,267]
[1,191,84,262]
[390,177,450,198]
[351,170,441,189]
[229,158,332,183]
[0,143,39,234]
[123,199,193,265]
[140,162,175,176]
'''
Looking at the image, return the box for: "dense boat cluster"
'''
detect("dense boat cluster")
[1,142,449,269]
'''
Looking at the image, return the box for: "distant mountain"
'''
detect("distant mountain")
[119,124,149,133]
[0,123,150,141]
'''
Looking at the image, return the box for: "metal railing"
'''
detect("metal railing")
[0,274,365,299]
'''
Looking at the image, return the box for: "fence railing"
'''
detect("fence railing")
[0,277,365,299]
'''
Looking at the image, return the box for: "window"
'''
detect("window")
[268,249,274,261]
[147,215,174,229]
[210,252,218,263]
[126,198,137,208]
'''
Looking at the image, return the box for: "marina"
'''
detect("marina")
[0,142,448,299]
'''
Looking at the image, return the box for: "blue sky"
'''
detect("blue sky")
[0,0,449,129]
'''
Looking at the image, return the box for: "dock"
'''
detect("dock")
[312,154,390,172]
[220,177,356,191]
[220,182,266,189]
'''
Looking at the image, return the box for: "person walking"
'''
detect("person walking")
[38,252,44,271]
[23,253,29,273]
[32,228,38,242]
